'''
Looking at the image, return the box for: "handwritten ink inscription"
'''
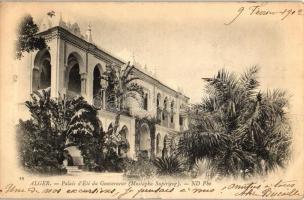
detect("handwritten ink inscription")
[225,4,304,25]
[221,180,301,198]
[0,179,302,199]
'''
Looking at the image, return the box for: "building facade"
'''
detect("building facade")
[17,16,189,165]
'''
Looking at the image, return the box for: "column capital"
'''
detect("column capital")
[80,73,87,80]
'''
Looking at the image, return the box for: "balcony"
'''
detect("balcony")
[179,104,189,115]
[93,94,130,116]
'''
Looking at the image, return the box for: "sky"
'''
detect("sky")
[21,2,303,103]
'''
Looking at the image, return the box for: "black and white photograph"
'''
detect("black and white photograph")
[0,2,303,199]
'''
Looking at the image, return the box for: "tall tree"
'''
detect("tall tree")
[178,66,292,178]
[16,14,47,59]
[103,62,144,113]
[17,89,102,173]
[102,62,144,133]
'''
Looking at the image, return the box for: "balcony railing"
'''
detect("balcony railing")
[180,104,190,115]
[93,94,103,109]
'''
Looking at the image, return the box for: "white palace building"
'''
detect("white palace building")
[17,15,189,165]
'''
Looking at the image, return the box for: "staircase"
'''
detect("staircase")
[66,166,82,174]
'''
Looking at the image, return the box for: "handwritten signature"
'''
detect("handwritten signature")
[225,4,303,25]
[222,180,302,198]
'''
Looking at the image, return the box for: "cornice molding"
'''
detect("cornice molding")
[133,68,189,101]
[37,26,125,66]
[37,26,189,101]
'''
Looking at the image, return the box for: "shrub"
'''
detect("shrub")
[17,89,101,174]
[153,155,185,176]
[17,120,67,175]
[124,159,157,178]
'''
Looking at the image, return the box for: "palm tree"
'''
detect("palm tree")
[178,66,292,178]
[102,62,144,113]
[99,62,144,158]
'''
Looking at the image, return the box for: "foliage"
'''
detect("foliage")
[178,66,292,178]
[17,89,102,173]
[124,159,157,178]
[97,62,143,171]
[17,119,67,175]
[17,88,133,173]
[16,14,47,59]
[153,154,185,176]
[102,62,144,113]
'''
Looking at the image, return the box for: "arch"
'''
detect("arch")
[32,68,40,91]
[179,115,183,126]
[33,49,51,69]
[162,134,170,158]
[67,53,83,97]
[93,64,102,96]
[156,93,161,108]
[94,63,104,75]
[156,133,161,155]
[66,52,85,73]
[118,125,129,157]
[156,93,162,122]
[139,123,151,159]
[164,97,168,110]
[40,59,51,89]
[64,146,83,166]
[67,64,81,96]
[171,100,175,110]
[170,100,175,123]
[143,93,148,110]
[32,49,51,91]
[162,97,169,125]
[170,115,174,123]
[63,150,74,166]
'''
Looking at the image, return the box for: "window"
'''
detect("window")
[170,101,174,123]
[179,115,183,126]
[171,101,174,110]
[144,93,148,110]
[164,97,168,110]
[157,93,161,108]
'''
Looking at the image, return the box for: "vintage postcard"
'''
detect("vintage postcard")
[0,2,303,199]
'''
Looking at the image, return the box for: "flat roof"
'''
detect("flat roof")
[38,26,189,100]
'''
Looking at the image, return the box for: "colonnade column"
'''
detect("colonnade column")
[102,89,106,109]
[80,73,87,99]
[49,38,63,98]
